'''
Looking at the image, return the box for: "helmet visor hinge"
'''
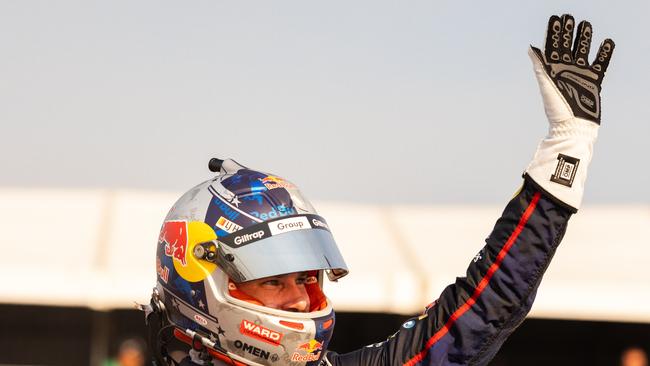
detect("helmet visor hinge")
[193,241,219,263]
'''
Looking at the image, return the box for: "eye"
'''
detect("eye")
[296,275,311,285]
[261,279,280,287]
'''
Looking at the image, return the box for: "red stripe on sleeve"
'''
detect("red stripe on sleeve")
[403,192,542,366]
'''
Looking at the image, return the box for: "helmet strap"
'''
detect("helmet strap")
[140,290,182,366]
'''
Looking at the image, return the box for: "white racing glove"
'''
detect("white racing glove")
[526,14,615,212]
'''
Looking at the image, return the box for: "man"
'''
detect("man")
[142,14,615,366]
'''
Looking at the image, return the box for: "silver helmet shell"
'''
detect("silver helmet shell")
[152,159,348,366]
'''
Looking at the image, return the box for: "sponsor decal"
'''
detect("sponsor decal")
[156,257,169,283]
[234,340,271,360]
[550,153,580,187]
[215,199,240,221]
[233,230,266,245]
[240,320,283,346]
[251,204,295,220]
[216,216,243,234]
[311,218,329,231]
[291,340,323,362]
[269,216,310,235]
[260,175,295,190]
[290,352,322,362]
[161,221,188,266]
[194,314,208,326]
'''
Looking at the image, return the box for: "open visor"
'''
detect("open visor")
[214,214,349,283]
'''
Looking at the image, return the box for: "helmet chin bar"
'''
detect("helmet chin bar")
[147,273,334,366]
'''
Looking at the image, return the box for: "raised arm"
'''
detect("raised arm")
[324,14,614,366]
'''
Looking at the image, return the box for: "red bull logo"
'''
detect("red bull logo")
[159,220,218,282]
[291,339,323,362]
[297,340,322,353]
[161,221,188,266]
[260,175,295,190]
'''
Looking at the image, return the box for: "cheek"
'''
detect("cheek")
[254,289,282,307]
[237,283,280,307]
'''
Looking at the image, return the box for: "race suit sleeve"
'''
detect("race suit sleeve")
[323,178,572,366]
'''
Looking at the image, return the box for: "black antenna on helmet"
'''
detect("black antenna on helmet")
[208,158,224,172]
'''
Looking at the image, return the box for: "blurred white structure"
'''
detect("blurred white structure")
[1,188,648,323]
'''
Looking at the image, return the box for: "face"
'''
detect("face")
[236,271,311,312]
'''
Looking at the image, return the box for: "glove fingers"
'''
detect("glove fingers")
[591,38,616,77]
[544,15,563,62]
[572,20,592,67]
[559,14,576,63]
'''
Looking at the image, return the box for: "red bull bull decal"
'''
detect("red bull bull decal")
[161,221,189,266]
[158,220,218,282]
[291,339,323,362]
[240,319,284,346]
[260,175,295,190]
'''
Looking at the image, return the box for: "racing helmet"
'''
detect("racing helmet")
[145,158,349,366]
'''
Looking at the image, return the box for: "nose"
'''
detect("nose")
[281,282,310,312]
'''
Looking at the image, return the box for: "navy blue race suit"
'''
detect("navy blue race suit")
[322,177,571,366]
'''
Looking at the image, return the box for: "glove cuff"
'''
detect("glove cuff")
[525,117,599,212]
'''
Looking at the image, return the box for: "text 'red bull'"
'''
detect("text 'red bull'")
[291,340,323,362]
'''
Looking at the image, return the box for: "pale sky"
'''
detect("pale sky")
[1,1,648,204]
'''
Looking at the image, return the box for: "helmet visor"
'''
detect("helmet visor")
[215,215,348,283]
